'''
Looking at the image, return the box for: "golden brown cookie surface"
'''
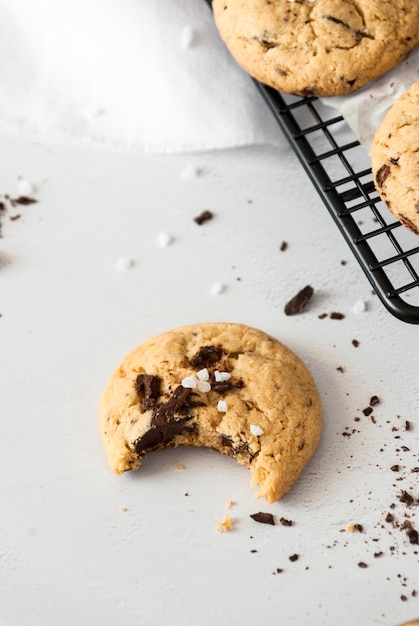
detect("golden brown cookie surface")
[212,0,419,97]
[98,323,322,503]
[371,80,419,235]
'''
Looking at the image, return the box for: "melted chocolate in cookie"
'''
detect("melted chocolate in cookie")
[135,374,161,412]
[134,385,195,454]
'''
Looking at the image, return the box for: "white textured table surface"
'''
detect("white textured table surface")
[1,130,418,626]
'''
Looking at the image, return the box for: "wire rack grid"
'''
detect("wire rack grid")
[256,86,419,324]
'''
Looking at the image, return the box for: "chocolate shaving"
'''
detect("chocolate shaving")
[135,374,161,412]
[284,285,314,316]
[330,311,345,320]
[250,512,275,525]
[279,517,293,527]
[13,196,37,205]
[190,345,224,368]
[194,210,214,225]
[399,491,414,506]
[407,528,419,545]
[289,554,299,562]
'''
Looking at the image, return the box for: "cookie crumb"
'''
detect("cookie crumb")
[226,500,234,509]
[194,210,214,225]
[347,523,363,533]
[174,461,185,470]
[250,512,275,525]
[284,285,314,315]
[217,514,233,532]
[119,507,128,513]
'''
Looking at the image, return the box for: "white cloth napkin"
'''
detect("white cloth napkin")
[0,0,284,152]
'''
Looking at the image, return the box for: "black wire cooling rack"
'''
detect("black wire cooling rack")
[204,0,419,323]
[256,87,419,324]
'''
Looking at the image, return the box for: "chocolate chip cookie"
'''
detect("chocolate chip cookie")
[212,0,419,96]
[98,323,322,503]
[371,80,419,235]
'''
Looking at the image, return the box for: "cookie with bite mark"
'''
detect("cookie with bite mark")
[98,322,322,503]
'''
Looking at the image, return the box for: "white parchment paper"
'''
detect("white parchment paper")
[321,48,419,154]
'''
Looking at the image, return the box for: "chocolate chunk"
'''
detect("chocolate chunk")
[289,554,299,562]
[194,210,214,226]
[376,164,391,188]
[322,14,373,42]
[250,512,275,525]
[363,406,373,416]
[210,374,244,394]
[284,285,314,316]
[152,385,192,427]
[134,385,194,454]
[135,374,161,412]
[190,345,224,368]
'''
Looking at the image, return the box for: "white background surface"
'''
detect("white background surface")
[1,128,419,626]
[0,2,418,623]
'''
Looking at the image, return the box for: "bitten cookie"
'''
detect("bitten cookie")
[212,0,419,97]
[98,323,322,503]
[371,80,419,235]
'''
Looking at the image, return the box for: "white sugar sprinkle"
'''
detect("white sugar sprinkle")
[197,368,209,381]
[214,370,231,382]
[180,164,203,180]
[217,400,228,412]
[210,282,225,296]
[250,425,264,436]
[352,299,367,314]
[180,26,195,49]
[197,380,211,393]
[181,376,197,389]
[117,258,135,270]
[18,179,35,196]
[158,232,173,247]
